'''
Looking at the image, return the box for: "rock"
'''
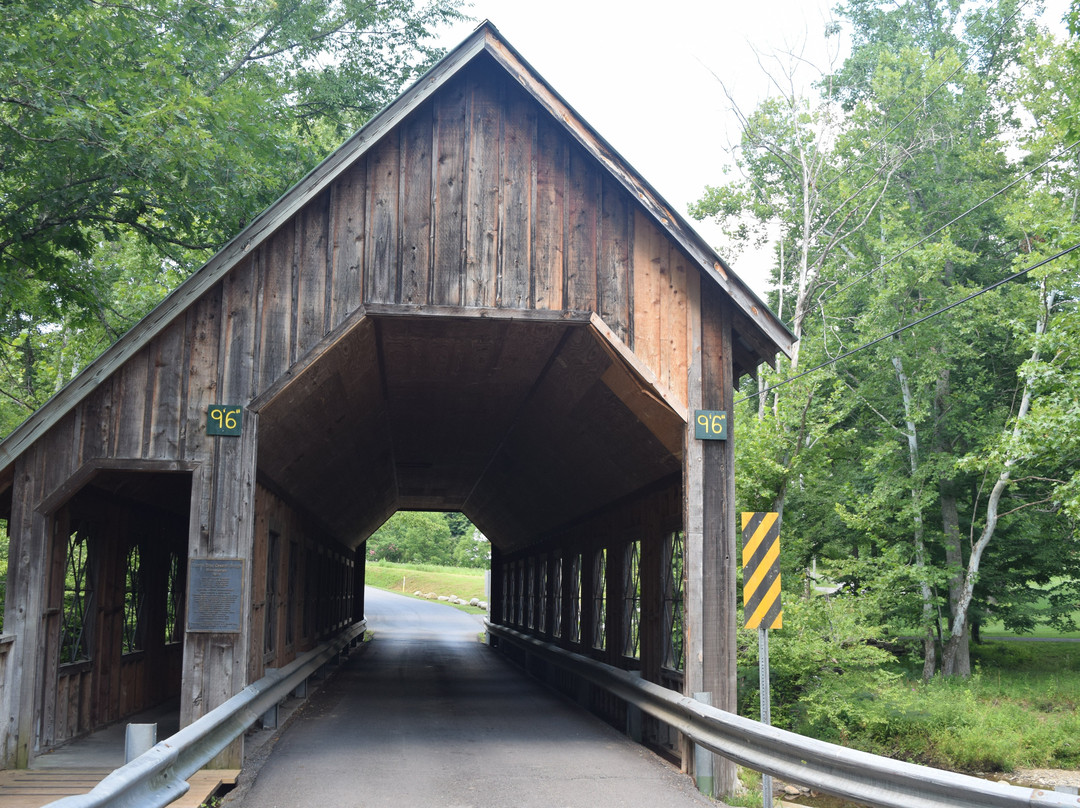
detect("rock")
[783,785,803,796]
[437,595,449,602]
[478,601,488,610]
[413,590,422,596]
[425,592,436,599]
[469,598,480,606]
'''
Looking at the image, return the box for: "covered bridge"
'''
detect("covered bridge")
[0,21,793,788]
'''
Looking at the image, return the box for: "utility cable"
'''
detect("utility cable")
[814,137,1080,310]
[735,241,1080,404]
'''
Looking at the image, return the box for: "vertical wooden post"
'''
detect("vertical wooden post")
[489,546,504,627]
[684,280,738,797]
[180,412,258,768]
[4,450,48,768]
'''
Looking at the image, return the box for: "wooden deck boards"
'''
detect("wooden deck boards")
[0,768,239,808]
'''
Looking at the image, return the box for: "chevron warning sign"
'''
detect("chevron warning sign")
[742,512,782,630]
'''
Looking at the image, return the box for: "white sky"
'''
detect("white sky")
[433,0,1071,298]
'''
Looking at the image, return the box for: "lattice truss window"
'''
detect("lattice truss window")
[61,524,94,665]
[122,543,146,654]
[662,531,685,671]
[526,558,536,629]
[552,555,563,638]
[592,549,607,651]
[516,562,525,626]
[622,541,641,658]
[569,554,581,643]
[164,551,183,644]
[537,554,548,634]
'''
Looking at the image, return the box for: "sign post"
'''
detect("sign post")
[742,512,782,808]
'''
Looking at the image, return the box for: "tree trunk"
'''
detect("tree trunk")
[940,491,970,676]
[942,285,1053,675]
[892,353,938,681]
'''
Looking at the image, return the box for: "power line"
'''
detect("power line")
[815,138,1080,309]
[735,242,1080,404]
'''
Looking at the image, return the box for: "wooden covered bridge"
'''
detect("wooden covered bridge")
[0,22,792,793]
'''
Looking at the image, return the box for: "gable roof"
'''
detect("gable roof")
[0,21,794,479]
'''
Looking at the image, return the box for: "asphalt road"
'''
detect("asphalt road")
[230,587,718,808]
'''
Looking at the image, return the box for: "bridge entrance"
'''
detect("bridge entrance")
[0,22,792,796]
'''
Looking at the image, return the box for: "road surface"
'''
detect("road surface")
[229,587,718,808]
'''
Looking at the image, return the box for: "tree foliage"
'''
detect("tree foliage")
[365,512,489,568]
[0,0,461,433]
[698,0,1080,679]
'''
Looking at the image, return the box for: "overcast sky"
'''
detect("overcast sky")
[433,0,1071,297]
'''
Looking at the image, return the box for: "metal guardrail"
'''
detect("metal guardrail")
[487,622,1080,808]
[45,619,367,808]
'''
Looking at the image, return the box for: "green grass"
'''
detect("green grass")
[796,641,1080,772]
[365,560,487,608]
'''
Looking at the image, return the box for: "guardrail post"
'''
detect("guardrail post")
[626,672,643,743]
[124,724,156,764]
[693,692,714,798]
[293,677,308,698]
[260,668,280,729]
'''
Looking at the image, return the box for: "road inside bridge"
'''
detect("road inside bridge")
[229,588,719,808]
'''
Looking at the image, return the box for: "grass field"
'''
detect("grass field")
[365,561,487,609]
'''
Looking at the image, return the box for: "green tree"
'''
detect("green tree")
[0,0,461,435]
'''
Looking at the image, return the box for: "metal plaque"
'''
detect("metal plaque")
[186,558,245,633]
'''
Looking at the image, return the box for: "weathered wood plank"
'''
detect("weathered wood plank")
[464,72,500,308]
[532,117,566,311]
[431,76,467,306]
[145,320,185,459]
[566,145,598,311]
[112,350,149,458]
[256,231,293,396]
[498,86,535,309]
[180,285,222,467]
[598,175,631,342]
[295,190,330,358]
[399,103,434,304]
[365,134,400,305]
[631,210,661,374]
[220,255,258,404]
[329,160,367,325]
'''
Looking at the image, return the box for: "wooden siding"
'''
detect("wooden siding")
[0,50,711,766]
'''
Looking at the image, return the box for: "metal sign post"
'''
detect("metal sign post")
[742,512,782,808]
[759,628,773,807]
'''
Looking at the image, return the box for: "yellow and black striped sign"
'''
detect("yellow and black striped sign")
[742,512,782,630]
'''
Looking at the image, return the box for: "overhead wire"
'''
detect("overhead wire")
[734,242,1080,404]
[814,137,1080,309]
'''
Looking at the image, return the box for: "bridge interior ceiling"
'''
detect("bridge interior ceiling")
[255,313,686,554]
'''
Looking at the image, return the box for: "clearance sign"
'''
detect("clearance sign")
[742,511,782,631]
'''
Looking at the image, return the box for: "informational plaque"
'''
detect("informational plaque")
[186,558,245,633]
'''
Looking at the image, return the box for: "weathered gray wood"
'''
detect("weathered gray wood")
[498,84,535,309]
[532,117,566,311]
[365,134,400,305]
[599,174,631,343]
[566,145,598,311]
[295,190,330,357]
[431,75,467,307]
[399,102,434,304]
[329,161,367,324]
[465,71,501,308]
